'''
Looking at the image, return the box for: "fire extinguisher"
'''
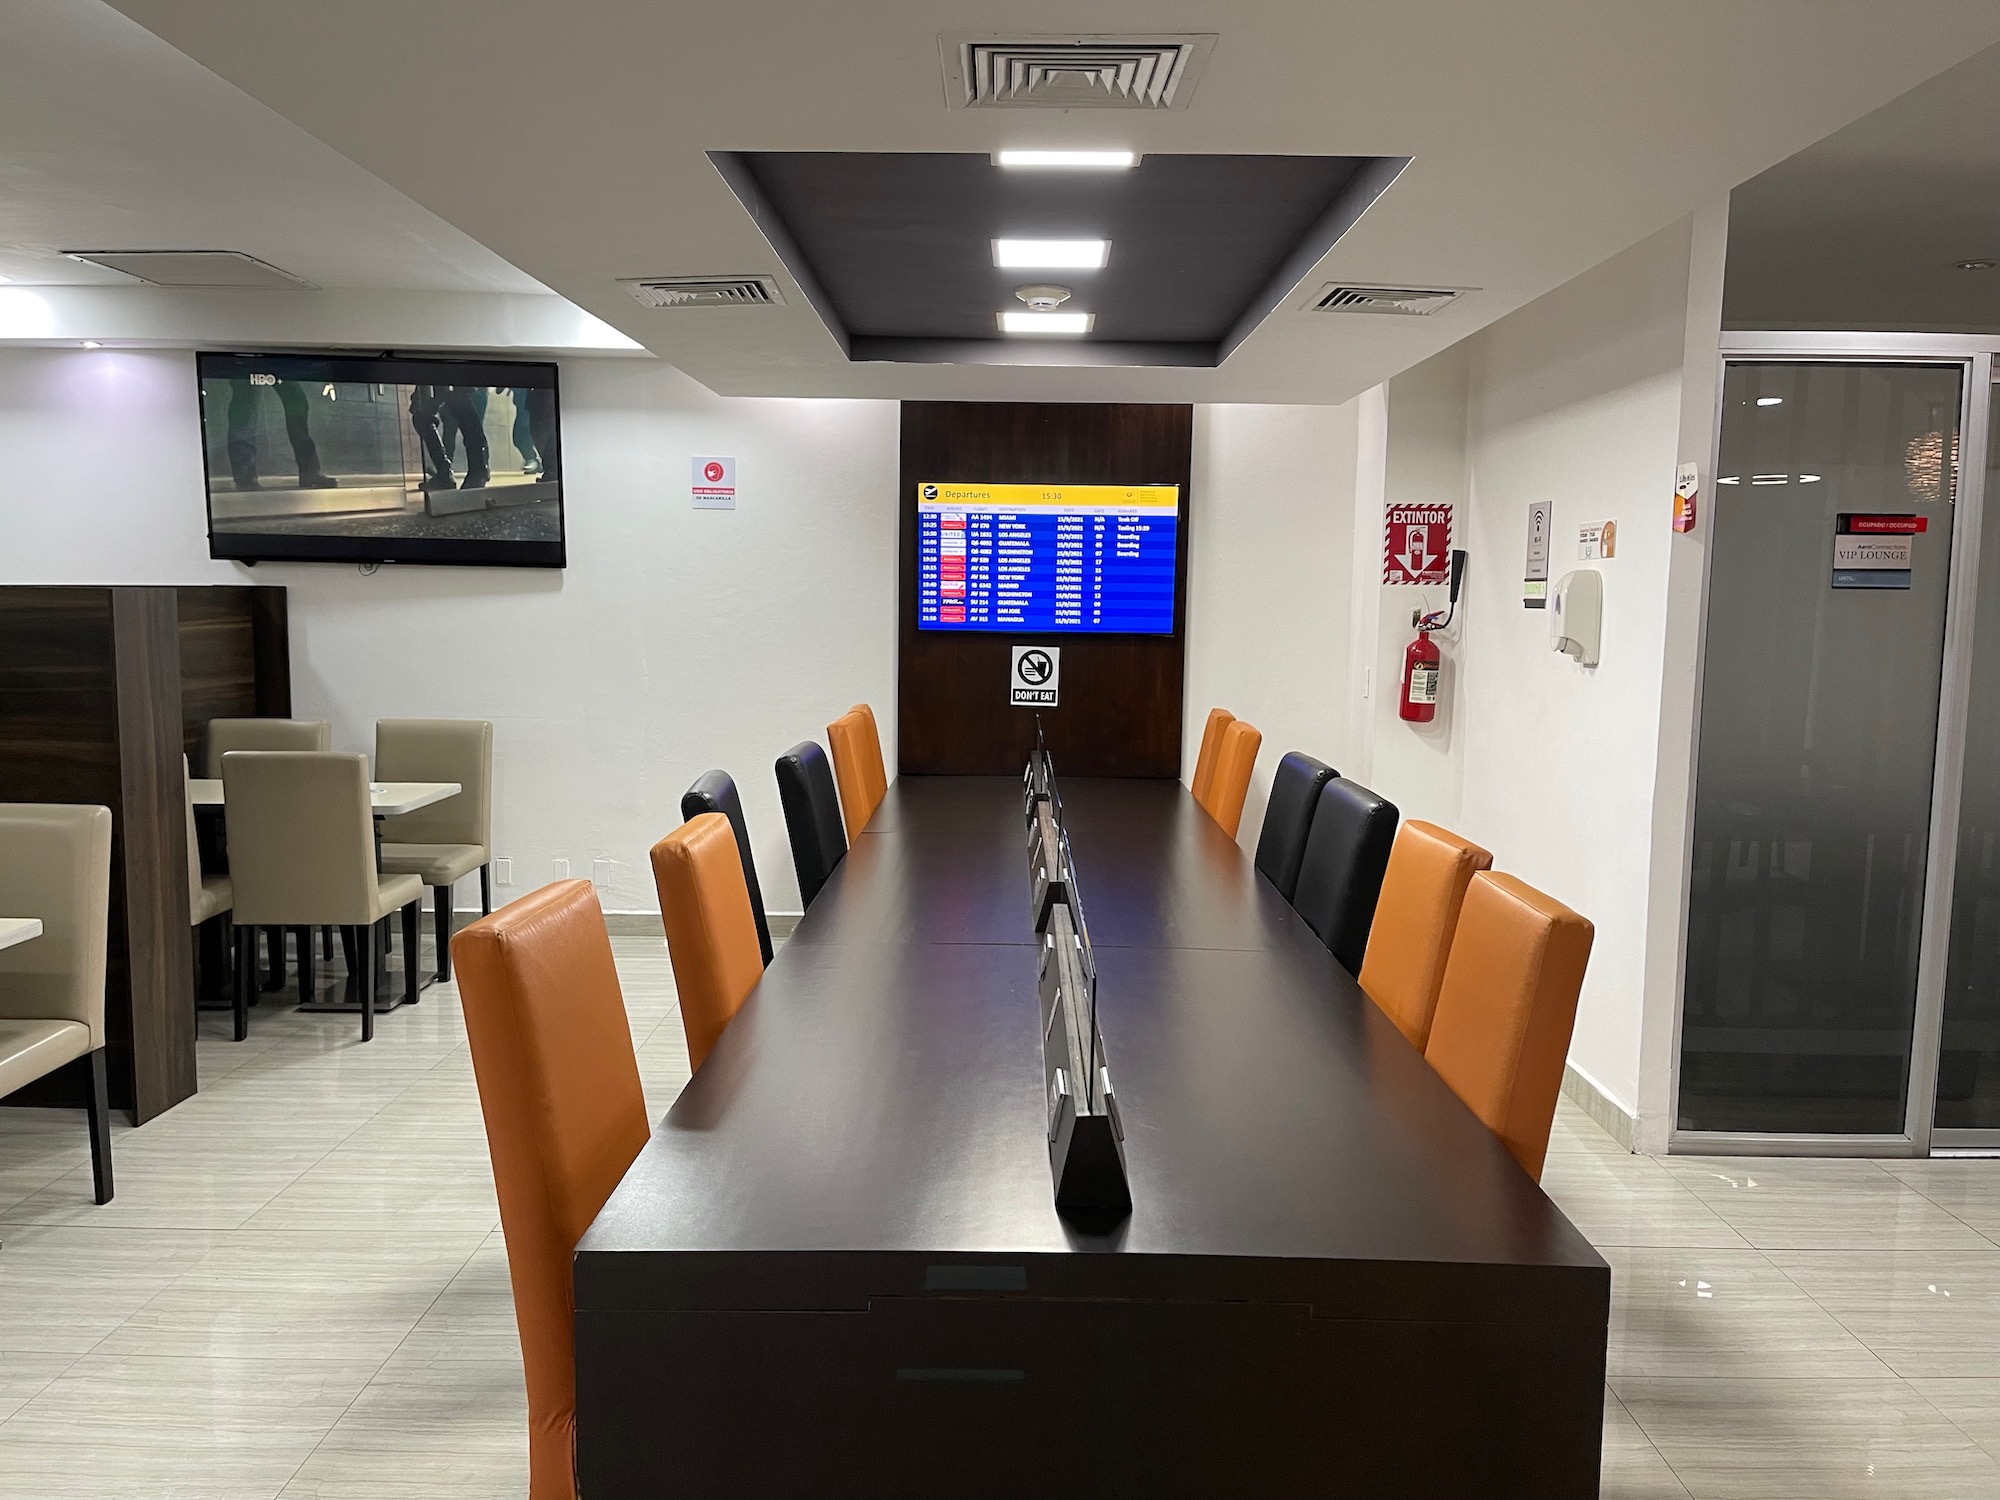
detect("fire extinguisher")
[1400,620,1441,722]
[1398,549,1468,724]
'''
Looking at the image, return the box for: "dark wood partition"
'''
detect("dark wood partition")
[897,402,1192,777]
[0,584,289,1122]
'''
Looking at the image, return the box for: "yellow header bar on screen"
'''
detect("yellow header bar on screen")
[919,482,1179,510]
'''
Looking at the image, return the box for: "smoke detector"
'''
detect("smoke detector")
[1015,284,1073,311]
[941,34,1215,110]
[1306,284,1469,315]
[621,275,784,308]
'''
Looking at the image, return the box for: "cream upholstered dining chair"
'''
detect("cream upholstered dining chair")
[203,716,331,776]
[222,751,424,1043]
[205,717,333,981]
[375,719,494,982]
[0,803,115,1203]
[185,756,242,1013]
[185,756,233,930]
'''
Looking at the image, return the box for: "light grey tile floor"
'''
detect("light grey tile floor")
[0,934,1995,1497]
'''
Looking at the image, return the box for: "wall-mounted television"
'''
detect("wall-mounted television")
[197,351,564,568]
[914,481,1179,634]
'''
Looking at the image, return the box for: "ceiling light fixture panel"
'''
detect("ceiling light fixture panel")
[993,239,1109,268]
[1000,310,1092,335]
[994,150,1137,170]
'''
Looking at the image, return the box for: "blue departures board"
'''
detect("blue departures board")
[916,482,1180,635]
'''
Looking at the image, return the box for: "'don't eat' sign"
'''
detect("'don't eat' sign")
[1384,503,1453,585]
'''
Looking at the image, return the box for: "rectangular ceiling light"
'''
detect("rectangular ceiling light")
[993,239,1110,269]
[994,149,1136,169]
[999,310,1093,335]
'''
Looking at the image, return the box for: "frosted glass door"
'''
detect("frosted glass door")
[1680,362,1961,1135]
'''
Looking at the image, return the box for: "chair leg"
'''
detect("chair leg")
[321,925,333,962]
[261,925,286,995]
[232,927,253,1042]
[434,885,453,982]
[356,924,375,1043]
[480,863,492,916]
[85,1048,114,1205]
[295,925,314,1005]
[402,900,421,1006]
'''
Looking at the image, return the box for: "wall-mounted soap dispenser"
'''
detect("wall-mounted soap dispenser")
[1550,569,1602,666]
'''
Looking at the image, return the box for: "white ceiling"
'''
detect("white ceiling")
[0,0,547,294]
[1725,41,2000,333]
[45,2,2000,399]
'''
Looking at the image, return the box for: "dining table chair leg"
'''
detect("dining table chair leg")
[295,925,314,1005]
[262,926,286,994]
[479,863,491,915]
[232,927,254,1042]
[321,925,334,962]
[86,1048,114,1205]
[433,885,453,983]
[355,923,376,1042]
[401,900,421,1006]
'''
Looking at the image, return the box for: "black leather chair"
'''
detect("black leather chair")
[1253,751,1337,901]
[775,741,848,910]
[1290,777,1399,976]
[681,769,773,966]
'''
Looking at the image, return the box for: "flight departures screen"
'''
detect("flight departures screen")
[915,482,1180,635]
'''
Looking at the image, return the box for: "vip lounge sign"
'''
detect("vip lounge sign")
[1384,503,1453,585]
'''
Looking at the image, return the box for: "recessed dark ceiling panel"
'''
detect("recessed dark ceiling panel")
[714,151,1402,367]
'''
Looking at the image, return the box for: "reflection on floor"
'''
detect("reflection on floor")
[0,935,1997,1497]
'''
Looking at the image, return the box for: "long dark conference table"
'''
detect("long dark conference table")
[576,775,1609,1498]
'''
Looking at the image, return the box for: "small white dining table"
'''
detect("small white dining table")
[187,780,461,816]
[0,917,42,952]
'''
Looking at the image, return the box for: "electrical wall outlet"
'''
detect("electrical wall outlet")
[552,858,571,879]
[592,858,613,889]
[494,857,514,886]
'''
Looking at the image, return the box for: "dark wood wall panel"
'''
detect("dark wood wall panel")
[1,584,290,1122]
[897,403,1192,777]
[113,590,197,1122]
[177,585,288,763]
[177,587,256,765]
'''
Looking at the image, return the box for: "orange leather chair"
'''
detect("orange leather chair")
[1358,821,1494,1050]
[1424,872,1594,1181]
[1189,707,1235,806]
[1199,718,1262,838]
[827,703,889,840]
[650,813,764,1072]
[451,880,649,1500]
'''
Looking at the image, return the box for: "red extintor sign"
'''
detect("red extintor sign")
[1384,503,1453,585]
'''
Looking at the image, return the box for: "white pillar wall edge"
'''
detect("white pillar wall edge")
[1633,194,1731,1154]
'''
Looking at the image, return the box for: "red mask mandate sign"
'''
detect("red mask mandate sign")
[1384,503,1453,585]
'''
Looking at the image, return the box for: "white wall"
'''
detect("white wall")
[0,346,900,915]
[1358,345,1472,823]
[3,347,1374,913]
[1183,401,1363,846]
[1336,213,1725,1139]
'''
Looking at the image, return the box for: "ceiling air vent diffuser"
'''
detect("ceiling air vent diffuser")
[1309,285,1466,316]
[941,34,1215,110]
[622,275,783,308]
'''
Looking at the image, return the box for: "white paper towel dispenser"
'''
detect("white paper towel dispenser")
[1550,569,1601,666]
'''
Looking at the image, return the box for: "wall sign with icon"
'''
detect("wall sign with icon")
[1010,645,1060,707]
[1384,503,1453,585]
[691,456,737,510]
